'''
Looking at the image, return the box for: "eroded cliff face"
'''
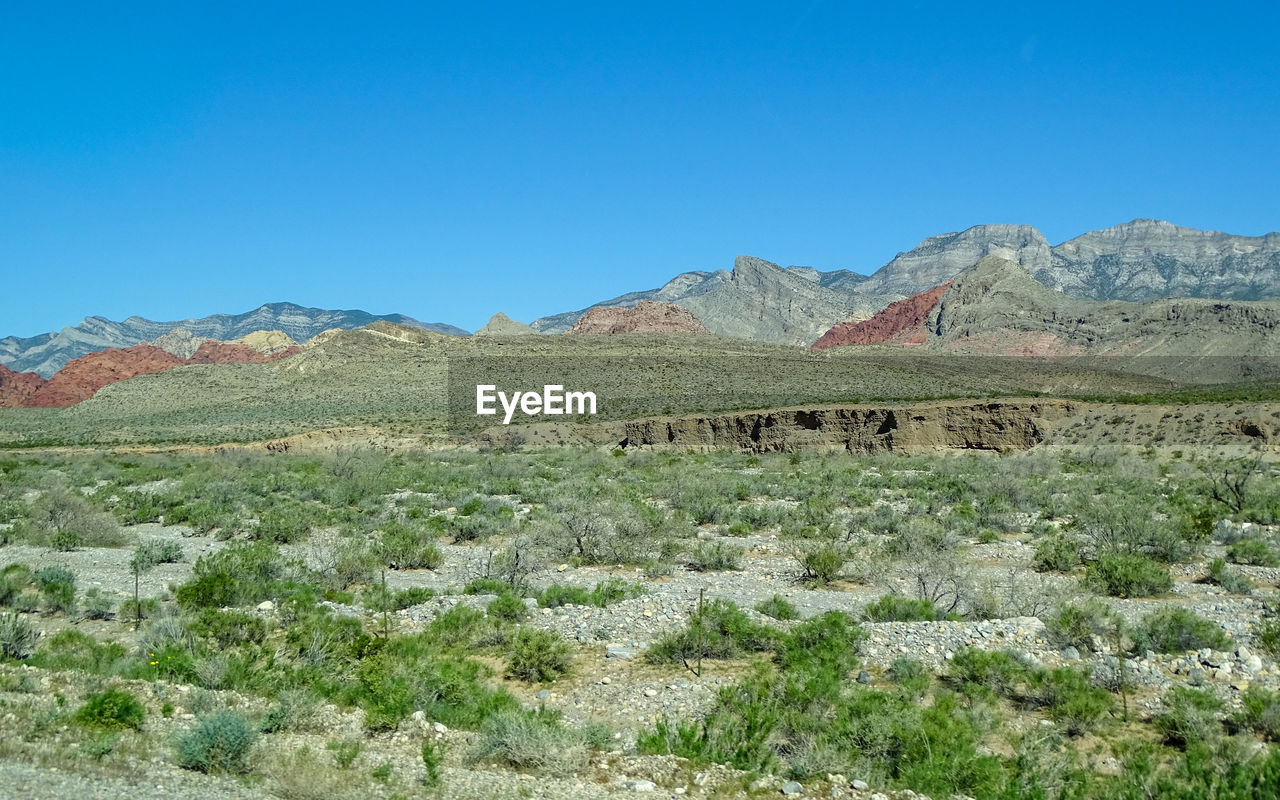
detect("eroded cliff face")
[617,399,1077,454]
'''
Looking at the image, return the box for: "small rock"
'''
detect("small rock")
[643,688,658,698]
[256,600,275,612]
[1061,646,1080,661]
[856,670,872,685]
[536,689,550,700]
[852,779,869,790]
[781,781,804,796]
[601,677,611,685]
[607,645,635,660]
[623,779,657,791]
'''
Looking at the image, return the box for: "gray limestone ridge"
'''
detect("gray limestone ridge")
[0,302,469,378]
[533,255,897,345]
[532,219,1280,344]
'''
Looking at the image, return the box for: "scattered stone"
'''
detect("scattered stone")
[623,779,657,791]
[643,688,658,698]
[852,779,869,790]
[1061,646,1080,661]
[781,780,804,795]
[256,600,275,612]
[536,689,550,700]
[857,670,872,684]
[607,645,636,660]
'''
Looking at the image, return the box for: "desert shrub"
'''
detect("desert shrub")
[647,599,777,665]
[1084,553,1173,597]
[1032,535,1081,573]
[948,647,1028,698]
[0,565,33,607]
[1071,496,1195,563]
[487,594,527,622]
[888,656,930,698]
[176,542,291,608]
[75,687,145,730]
[774,611,864,675]
[421,738,445,787]
[469,708,603,775]
[863,594,945,622]
[506,628,572,683]
[1227,537,1280,567]
[187,609,268,649]
[686,541,743,572]
[1027,667,1111,736]
[1043,599,1118,653]
[27,629,128,673]
[354,642,518,731]
[1155,687,1224,747]
[755,595,799,621]
[1235,687,1280,741]
[464,577,517,596]
[796,544,846,585]
[258,690,322,734]
[27,488,123,549]
[538,578,641,609]
[178,710,258,774]
[132,538,184,570]
[0,612,37,659]
[380,521,443,569]
[1206,557,1255,594]
[117,597,161,621]
[79,588,115,620]
[1129,607,1230,654]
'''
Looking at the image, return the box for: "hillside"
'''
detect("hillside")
[534,256,896,345]
[0,302,468,377]
[815,256,1280,381]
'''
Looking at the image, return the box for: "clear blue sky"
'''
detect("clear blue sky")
[3,2,1278,337]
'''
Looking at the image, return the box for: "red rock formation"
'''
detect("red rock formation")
[569,301,709,335]
[0,364,47,408]
[25,345,187,408]
[187,341,299,364]
[812,281,952,350]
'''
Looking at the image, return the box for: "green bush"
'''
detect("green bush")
[469,708,604,775]
[686,541,743,572]
[380,522,443,569]
[1129,607,1230,654]
[1084,553,1173,597]
[487,594,527,622]
[755,594,799,621]
[1235,687,1280,741]
[132,538,184,570]
[1155,687,1224,747]
[797,544,846,585]
[538,579,641,609]
[1043,599,1118,653]
[949,647,1028,698]
[72,588,112,620]
[1032,535,1081,573]
[0,612,37,659]
[75,687,145,730]
[506,628,572,683]
[1206,557,1255,594]
[647,599,777,665]
[178,710,257,774]
[1028,667,1111,736]
[775,611,864,675]
[888,657,930,698]
[176,542,289,608]
[463,577,517,596]
[1228,538,1280,567]
[863,594,945,622]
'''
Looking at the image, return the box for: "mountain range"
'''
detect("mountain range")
[0,302,468,378]
[531,219,1280,343]
[3,219,1278,378]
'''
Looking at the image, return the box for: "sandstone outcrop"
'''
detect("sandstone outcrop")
[26,345,187,408]
[812,282,951,349]
[0,364,46,408]
[568,301,710,335]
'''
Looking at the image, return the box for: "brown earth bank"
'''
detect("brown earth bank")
[474,399,1280,456]
[568,301,710,335]
[0,364,46,408]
